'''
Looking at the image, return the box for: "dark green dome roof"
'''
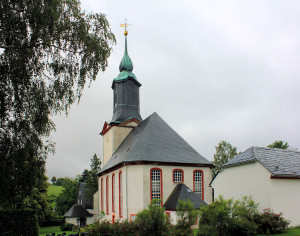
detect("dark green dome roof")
[114,35,138,83]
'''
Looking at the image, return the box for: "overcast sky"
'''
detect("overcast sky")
[46,0,300,179]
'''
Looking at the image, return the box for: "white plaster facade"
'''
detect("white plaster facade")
[65,216,94,226]
[98,164,213,222]
[212,162,300,227]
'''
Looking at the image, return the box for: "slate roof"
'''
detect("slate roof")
[99,112,212,175]
[64,204,93,218]
[224,146,300,178]
[163,184,207,210]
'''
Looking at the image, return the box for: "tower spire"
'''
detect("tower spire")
[119,19,133,72]
[111,19,142,123]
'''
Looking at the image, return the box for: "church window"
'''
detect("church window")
[193,170,203,200]
[119,171,123,217]
[150,168,162,206]
[106,176,109,214]
[173,169,184,183]
[112,173,115,212]
[101,178,104,211]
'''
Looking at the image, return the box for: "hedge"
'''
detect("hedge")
[0,209,38,236]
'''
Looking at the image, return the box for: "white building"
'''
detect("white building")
[95,29,213,223]
[211,146,300,227]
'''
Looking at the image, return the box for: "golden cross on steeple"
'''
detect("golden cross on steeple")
[120,18,130,35]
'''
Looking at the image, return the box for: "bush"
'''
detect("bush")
[198,196,290,236]
[86,220,136,236]
[135,200,169,236]
[197,196,232,236]
[41,217,65,227]
[256,208,290,234]
[60,223,74,231]
[173,200,198,235]
[0,209,38,236]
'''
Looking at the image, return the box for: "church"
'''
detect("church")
[95,26,213,223]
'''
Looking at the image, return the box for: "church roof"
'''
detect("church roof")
[99,112,212,175]
[64,204,93,218]
[163,184,207,211]
[224,146,300,178]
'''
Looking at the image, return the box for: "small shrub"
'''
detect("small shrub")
[198,196,232,236]
[135,199,169,236]
[174,200,198,236]
[60,223,73,231]
[256,208,290,234]
[86,219,136,236]
[198,196,290,236]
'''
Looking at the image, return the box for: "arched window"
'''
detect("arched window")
[173,169,184,183]
[106,176,109,214]
[150,168,162,206]
[101,178,104,211]
[193,170,204,200]
[119,171,123,217]
[112,173,115,212]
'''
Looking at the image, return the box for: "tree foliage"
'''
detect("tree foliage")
[267,140,289,149]
[22,174,52,224]
[85,153,101,199]
[0,0,115,208]
[197,196,289,236]
[51,176,56,184]
[212,140,238,177]
[174,200,198,235]
[55,177,79,215]
[135,200,168,236]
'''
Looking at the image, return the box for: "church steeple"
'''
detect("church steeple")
[111,24,142,123]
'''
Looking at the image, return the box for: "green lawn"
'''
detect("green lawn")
[39,226,76,236]
[47,185,63,208]
[48,185,63,196]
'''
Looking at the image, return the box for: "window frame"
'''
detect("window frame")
[193,169,204,200]
[172,169,184,183]
[150,167,163,206]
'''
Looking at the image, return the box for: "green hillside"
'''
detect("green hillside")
[48,185,63,208]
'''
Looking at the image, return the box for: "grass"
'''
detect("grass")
[48,184,63,196]
[39,226,76,236]
[47,185,63,208]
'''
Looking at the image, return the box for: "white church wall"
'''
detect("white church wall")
[270,178,300,227]
[98,164,213,222]
[127,165,145,218]
[212,162,271,209]
[142,165,213,206]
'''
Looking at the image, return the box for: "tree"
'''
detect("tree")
[51,176,56,184]
[135,200,168,236]
[212,140,238,177]
[22,174,52,224]
[80,169,89,182]
[85,153,101,199]
[174,200,198,235]
[0,0,115,208]
[267,140,289,149]
[55,177,79,216]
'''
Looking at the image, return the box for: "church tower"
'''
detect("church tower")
[101,25,142,166]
